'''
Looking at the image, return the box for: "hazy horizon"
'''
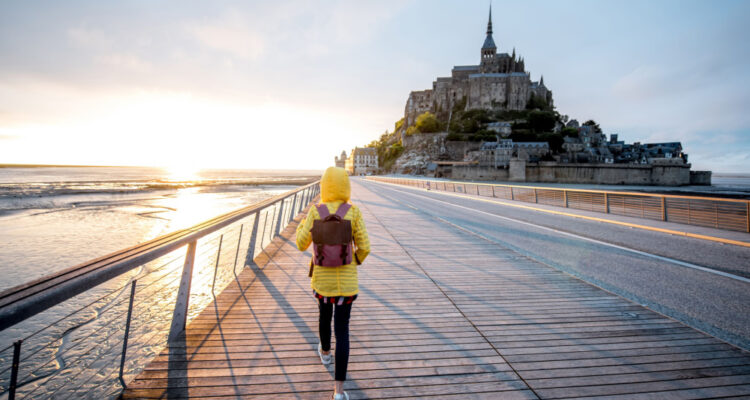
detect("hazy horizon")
[1,1,748,173]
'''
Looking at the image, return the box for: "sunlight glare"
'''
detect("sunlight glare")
[166,164,201,182]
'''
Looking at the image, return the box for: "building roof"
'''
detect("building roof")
[453,65,479,71]
[469,73,508,78]
[482,35,496,50]
[353,147,377,156]
[469,72,529,79]
[514,142,549,148]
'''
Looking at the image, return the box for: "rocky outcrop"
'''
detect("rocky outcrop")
[392,132,488,174]
[394,132,449,174]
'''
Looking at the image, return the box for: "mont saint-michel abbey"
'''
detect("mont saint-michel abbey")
[404,8,553,126]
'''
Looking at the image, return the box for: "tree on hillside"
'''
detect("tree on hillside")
[395,118,405,132]
[415,112,442,133]
[526,93,551,111]
[561,127,579,138]
[583,120,602,133]
[528,110,557,133]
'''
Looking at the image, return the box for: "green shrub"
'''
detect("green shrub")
[415,112,442,133]
[583,119,602,133]
[381,142,404,171]
[395,118,405,132]
[527,110,557,133]
[561,127,579,138]
[526,93,551,111]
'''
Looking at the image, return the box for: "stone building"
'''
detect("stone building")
[404,7,553,127]
[475,139,550,168]
[345,147,378,176]
[334,150,347,168]
[478,139,513,168]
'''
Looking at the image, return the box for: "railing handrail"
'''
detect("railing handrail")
[386,175,750,204]
[370,176,750,234]
[0,180,320,332]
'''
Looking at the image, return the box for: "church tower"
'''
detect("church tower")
[480,6,496,63]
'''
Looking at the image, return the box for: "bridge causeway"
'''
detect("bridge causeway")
[124,180,750,399]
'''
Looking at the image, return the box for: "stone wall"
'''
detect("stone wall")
[445,140,482,160]
[690,171,712,185]
[450,161,699,186]
[452,166,510,181]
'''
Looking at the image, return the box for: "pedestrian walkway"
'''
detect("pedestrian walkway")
[123,180,750,399]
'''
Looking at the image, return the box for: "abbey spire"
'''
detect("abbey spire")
[481,5,496,60]
[487,5,493,36]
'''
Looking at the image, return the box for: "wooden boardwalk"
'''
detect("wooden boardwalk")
[124,181,750,399]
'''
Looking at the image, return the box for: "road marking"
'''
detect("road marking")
[366,179,750,249]
[368,180,750,285]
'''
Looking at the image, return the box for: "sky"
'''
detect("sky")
[0,0,748,173]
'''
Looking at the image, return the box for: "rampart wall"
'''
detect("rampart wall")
[451,161,706,186]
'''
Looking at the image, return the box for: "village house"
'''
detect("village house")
[345,147,378,175]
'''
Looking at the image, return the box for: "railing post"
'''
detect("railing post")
[511,187,515,201]
[534,188,538,203]
[8,340,22,400]
[245,211,261,264]
[211,234,223,296]
[169,240,197,342]
[746,201,749,233]
[291,193,298,218]
[715,203,719,228]
[119,280,137,388]
[492,185,496,197]
[563,190,568,208]
[232,225,243,277]
[259,209,269,249]
[662,196,667,221]
[275,198,286,237]
[604,192,609,213]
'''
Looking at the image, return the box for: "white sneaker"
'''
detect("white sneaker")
[332,392,349,400]
[318,343,332,365]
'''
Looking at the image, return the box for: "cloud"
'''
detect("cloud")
[187,11,266,60]
[94,53,153,72]
[67,27,112,49]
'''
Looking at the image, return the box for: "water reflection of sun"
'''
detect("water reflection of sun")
[166,187,221,230]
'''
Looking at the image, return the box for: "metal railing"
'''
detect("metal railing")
[368,176,750,233]
[0,181,320,399]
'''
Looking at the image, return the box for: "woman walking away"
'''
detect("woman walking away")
[296,167,370,400]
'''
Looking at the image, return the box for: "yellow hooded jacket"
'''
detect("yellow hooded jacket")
[296,167,370,297]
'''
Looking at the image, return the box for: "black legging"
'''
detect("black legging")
[318,298,353,381]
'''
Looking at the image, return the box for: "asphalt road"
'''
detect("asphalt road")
[358,178,750,350]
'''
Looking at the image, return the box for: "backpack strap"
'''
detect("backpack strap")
[334,203,351,218]
[316,204,331,219]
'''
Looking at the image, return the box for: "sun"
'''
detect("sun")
[166,164,202,182]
